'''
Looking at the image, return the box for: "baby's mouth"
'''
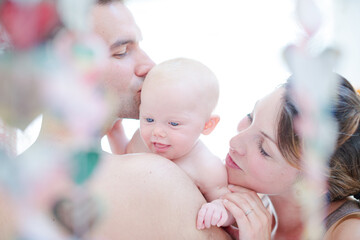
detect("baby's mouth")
[152,142,170,152]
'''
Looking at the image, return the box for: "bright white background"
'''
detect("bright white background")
[117,0,299,159]
[20,0,342,159]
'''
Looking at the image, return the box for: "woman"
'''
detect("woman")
[222,75,360,239]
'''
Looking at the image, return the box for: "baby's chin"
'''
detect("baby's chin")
[153,151,174,160]
[149,148,179,161]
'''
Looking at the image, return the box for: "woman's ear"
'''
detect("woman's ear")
[202,115,220,135]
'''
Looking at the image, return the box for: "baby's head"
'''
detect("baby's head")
[139,58,220,160]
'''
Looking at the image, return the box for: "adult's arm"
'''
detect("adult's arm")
[88,153,231,240]
[125,129,151,154]
[106,119,128,155]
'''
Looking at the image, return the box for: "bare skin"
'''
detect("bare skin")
[87,153,232,240]
[0,3,231,239]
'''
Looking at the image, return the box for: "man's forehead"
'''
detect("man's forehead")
[92,2,142,46]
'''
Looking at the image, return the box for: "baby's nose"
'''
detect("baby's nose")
[152,127,166,138]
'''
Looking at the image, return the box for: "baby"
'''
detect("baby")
[126,58,234,229]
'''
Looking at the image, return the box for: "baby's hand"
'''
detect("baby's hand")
[197,199,228,229]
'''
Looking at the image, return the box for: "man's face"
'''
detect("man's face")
[91,2,154,119]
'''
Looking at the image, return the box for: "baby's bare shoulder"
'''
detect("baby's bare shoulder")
[192,146,228,191]
[196,144,225,169]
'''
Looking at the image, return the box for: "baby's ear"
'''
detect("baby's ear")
[202,115,220,135]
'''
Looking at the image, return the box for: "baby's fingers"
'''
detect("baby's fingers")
[216,207,228,227]
[210,209,221,226]
[197,204,208,229]
[204,207,215,228]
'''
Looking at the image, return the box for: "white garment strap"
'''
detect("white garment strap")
[261,195,278,239]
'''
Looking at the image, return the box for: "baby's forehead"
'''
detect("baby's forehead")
[142,84,214,114]
[150,65,212,83]
[143,58,219,112]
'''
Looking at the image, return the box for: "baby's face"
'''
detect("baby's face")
[139,85,207,160]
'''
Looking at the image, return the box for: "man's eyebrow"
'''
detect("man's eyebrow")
[110,40,133,50]
[261,131,276,144]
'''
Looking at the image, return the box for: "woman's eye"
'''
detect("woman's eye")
[260,148,270,157]
[257,141,270,157]
[146,118,154,123]
[169,122,179,127]
[247,113,253,122]
[237,114,252,132]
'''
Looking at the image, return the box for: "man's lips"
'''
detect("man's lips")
[225,154,242,170]
[152,142,170,152]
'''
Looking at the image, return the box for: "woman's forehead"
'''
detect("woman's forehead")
[255,88,284,112]
[254,88,285,136]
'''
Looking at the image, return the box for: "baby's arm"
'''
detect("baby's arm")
[125,129,151,154]
[196,158,235,229]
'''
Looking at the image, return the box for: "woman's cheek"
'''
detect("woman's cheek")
[226,167,242,185]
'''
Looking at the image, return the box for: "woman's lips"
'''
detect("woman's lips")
[225,154,241,170]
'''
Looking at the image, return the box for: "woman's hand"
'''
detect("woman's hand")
[222,185,271,240]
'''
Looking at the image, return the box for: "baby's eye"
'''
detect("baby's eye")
[169,122,179,127]
[146,118,154,123]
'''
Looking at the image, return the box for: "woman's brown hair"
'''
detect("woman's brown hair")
[277,74,360,201]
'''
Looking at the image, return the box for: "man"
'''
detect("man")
[0,1,230,238]
[86,1,231,239]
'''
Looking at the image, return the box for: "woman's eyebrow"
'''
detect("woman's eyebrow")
[261,131,276,144]
[253,100,276,144]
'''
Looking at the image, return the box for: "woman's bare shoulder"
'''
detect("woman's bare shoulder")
[327,214,360,240]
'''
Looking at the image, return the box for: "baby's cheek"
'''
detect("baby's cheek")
[140,128,151,145]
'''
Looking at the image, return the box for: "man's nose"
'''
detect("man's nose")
[135,50,155,78]
[152,126,166,138]
[229,133,247,156]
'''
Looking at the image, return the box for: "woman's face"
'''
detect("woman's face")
[226,87,300,195]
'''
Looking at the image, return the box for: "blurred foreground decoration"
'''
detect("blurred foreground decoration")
[284,0,338,239]
[0,0,109,239]
[0,0,59,50]
[0,51,44,130]
[0,118,17,157]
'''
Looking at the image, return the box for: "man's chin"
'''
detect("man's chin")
[118,115,139,120]
[116,108,140,120]
[120,115,139,120]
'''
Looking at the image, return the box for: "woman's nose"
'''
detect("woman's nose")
[152,126,166,138]
[229,133,247,156]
